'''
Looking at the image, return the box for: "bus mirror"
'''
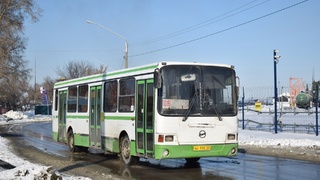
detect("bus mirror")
[236,86,239,100]
[236,76,240,100]
[154,68,162,88]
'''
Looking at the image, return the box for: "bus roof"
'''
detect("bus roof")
[54,61,234,88]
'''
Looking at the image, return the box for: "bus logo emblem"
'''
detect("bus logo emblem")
[199,130,206,138]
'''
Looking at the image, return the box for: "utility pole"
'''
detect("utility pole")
[86,20,128,69]
[274,50,281,134]
[34,58,36,105]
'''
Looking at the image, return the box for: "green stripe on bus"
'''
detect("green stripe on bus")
[55,116,88,119]
[55,74,106,87]
[102,136,120,153]
[52,131,58,141]
[104,116,134,121]
[153,143,238,160]
[90,125,100,128]
[90,86,102,90]
[55,115,133,120]
[105,64,157,76]
[55,64,157,87]
[66,115,89,119]
[74,134,90,147]
[146,79,154,83]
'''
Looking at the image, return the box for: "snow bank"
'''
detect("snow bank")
[239,128,320,149]
[0,110,91,179]
[3,110,29,119]
[0,135,91,179]
[0,110,52,123]
[0,133,92,179]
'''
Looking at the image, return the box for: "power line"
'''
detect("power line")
[131,0,270,47]
[130,0,308,58]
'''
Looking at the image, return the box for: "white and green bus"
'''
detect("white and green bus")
[52,61,239,165]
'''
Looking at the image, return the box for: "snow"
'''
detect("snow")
[0,110,91,180]
[238,105,320,149]
[0,110,320,179]
[239,129,320,148]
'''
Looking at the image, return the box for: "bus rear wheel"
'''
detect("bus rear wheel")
[120,135,138,165]
[67,130,80,152]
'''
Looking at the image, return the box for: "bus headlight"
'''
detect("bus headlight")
[165,135,174,142]
[158,135,174,142]
[227,133,236,140]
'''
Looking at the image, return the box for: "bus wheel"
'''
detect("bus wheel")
[80,146,89,152]
[67,130,79,152]
[120,135,138,165]
[185,158,200,164]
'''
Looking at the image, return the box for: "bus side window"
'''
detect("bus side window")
[78,85,88,112]
[119,78,135,112]
[104,80,118,112]
[54,89,58,111]
[68,86,77,112]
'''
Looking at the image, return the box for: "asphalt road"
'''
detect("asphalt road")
[1,122,320,180]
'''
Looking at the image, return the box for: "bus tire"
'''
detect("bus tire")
[185,157,200,164]
[67,129,79,152]
[120,135,139,165]
[80,146,89,152]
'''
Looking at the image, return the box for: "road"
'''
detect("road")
[1,122,320,180]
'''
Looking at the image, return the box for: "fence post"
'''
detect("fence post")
[242,87,245,129]
[316,84,319,136]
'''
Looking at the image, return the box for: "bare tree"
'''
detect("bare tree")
[96,64,108,74]
[42,76,56,103]
[56,60,108,80]
[25,82,42,106]
[0,0,42,110]
[0,0,42,79]
[0,72,30,109]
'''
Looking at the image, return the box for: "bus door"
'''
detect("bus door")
[58,90,67,142]
[89,86,102,147]
[136,79,154,157]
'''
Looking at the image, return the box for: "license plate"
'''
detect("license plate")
[193,146,211,151]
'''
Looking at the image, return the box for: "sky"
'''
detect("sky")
[1,110,320,179]
[24,0,320,88]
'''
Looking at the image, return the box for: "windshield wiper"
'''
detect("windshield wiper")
[211,104,223,121]
[182,93,197,121]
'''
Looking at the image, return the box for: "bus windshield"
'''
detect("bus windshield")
[158,65,237,117]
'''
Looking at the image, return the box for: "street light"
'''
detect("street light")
[274,49,281,134]
[86,20,128,69]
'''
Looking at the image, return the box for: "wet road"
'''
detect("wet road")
[1,122,320,180]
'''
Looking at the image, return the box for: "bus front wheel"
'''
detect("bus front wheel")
[185,157,200,164]
[120,135,138,165]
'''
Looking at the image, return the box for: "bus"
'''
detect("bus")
[52,61,239,165]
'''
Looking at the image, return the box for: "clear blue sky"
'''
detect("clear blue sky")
[24,0,320,88]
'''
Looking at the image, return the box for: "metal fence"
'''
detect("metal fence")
[238,85,319,135]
